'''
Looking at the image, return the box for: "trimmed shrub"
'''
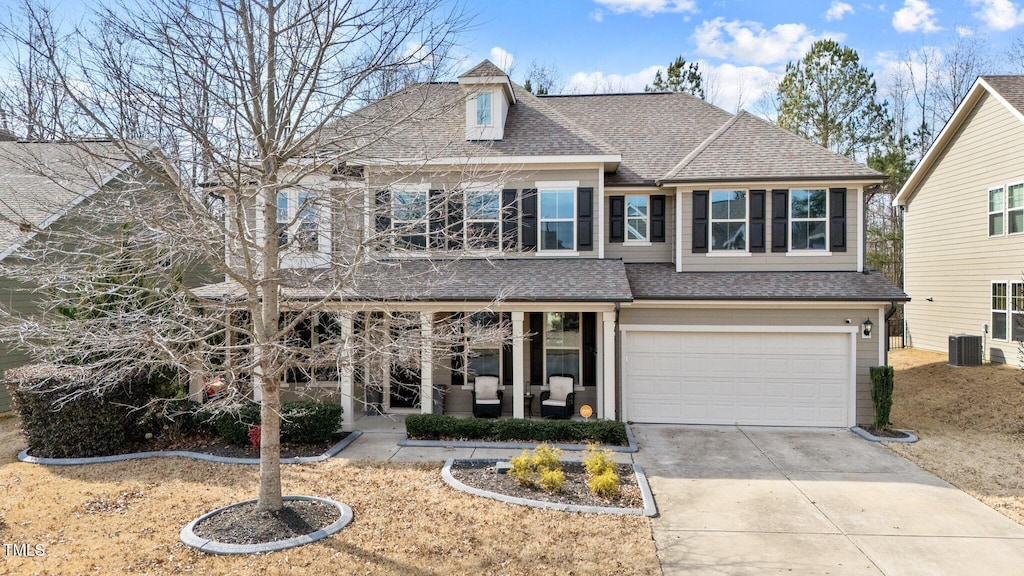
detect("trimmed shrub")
[539,468,565,493]
[404,414,628,445]
[280,401,342,444]
[869,365,895,430]
[509,444,563,491]
[583,445,616,477]
[588,469,620,498]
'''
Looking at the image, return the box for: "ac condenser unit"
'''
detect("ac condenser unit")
[948,335,983,367]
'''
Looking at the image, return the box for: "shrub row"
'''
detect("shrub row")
[405,414,628,445]
[204,401,342,446]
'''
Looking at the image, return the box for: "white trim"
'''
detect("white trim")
[989,184,1006,237]
[625,194,650,243]
[537,181,579,252]
[786,251,832,257]
[675,189,683,272]
[623,241,653,247]
[601,310,616,421]
[708,188,749,253]
[857,187,864,273]
[420,312,434,415]
[597,167,605,259]
[621,300,893,310]
[357,155,621,167]
[991,280,1009,342]
[474,91,493,127]
[512,311,525,419]
[789,187,829,251]
[705,252,751,258]
[896,77,1024,207]
[1008,181,1024,236]
[535,251,579,257]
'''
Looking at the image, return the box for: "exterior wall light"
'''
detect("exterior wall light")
[862,319,873,338]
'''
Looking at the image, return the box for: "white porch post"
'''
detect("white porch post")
[675,189,683,272]
[338,311,355,431]
[420,312,434,414]
[512,311,525,419]
[602,311,617,421]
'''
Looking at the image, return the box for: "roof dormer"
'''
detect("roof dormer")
[458,60,515,141]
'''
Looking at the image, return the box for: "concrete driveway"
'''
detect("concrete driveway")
[633,425,1024,576]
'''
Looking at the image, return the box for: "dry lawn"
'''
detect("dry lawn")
[888,348,1024,525]
[0,417,659,575]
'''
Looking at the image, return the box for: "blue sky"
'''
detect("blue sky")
[457,0,1024,109]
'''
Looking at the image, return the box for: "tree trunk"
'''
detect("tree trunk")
[257,375,283,512]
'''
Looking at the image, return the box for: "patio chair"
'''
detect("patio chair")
[540,375,575,419]
[471,375,503,418]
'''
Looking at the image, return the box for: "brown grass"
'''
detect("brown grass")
[0,417,658,575]
[888,348,1024,525]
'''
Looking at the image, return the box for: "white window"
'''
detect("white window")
[545,312,580,383]
[465,312,503,381]
[276,192,289,247]
[476,92,492,126]
[710,190,747,251]
[989,186,1005,237]
[465,190,501,250]
[791,188,828,250]
[392,190,428,249]
[540,188,575,251]
[1013,282,1024,341]
[992,282,1008,340]
[276,191,321,252]
[1009,183,1024,235]
[626,195,648,242]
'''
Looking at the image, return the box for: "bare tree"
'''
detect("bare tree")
[1011,33,1024,73]
[0,0,497,515]
[522,60,563,95]
[931,34,992,125]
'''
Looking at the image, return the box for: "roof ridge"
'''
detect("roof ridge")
[661,111,744,180]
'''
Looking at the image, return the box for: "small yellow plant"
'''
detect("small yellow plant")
[539,468,566,493]
[508,443,563,489]
[588,469,620,498]
[584,444,620,498]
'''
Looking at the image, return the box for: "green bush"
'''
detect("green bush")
[280,401,342,444]
[7,365,154,458]
[404,414,629,445]
[588,469,620,498]
[214,402,262,445]
[510,444,563,492]
[869,365,895,430]
[583,445,616,477]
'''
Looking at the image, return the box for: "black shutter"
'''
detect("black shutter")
[651,195,666,243]
[501,312,513,386]
[577,187,594,251]
[749,190,766,253]
[771,189,789,253]
[501,188,518,251]
[529,312,544,384]
[428,189,444,249]
[447,190,463,250]
[830,187,847,252]
[692,190,709,253]
[609,195,625,243]
[582,312,597,387]
[521,189,538,251]
[450,313,464,387]
[375,189,390,232]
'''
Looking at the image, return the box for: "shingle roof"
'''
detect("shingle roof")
[660,111,882,182]
[459,60,508,79]
[0,141,151,260]
[981,75,1024,118]
[540,92,734,186]
[625,263,908,301]
[195,258,634,303]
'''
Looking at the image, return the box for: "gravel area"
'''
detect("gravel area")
[191,500,340,545]
[449,460,643,509]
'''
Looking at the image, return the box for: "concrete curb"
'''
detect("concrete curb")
[179,495,353,555]
[17,431,362,466]
[850,426,918,443]
[400,422,638,453]
[441,458,658,517]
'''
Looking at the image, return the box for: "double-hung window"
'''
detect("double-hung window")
[987,183,1022,237]
[1013,282,1024,341]
[709,190,746,251]
[992,282,1008,340]
[465,312,503,381]
[392,189,428,249]
[545,312,580,383]
[626,195,648,242]
[989,187,1005,236]
[476,92,492,126]
[1009,183,1024,235]
[539,187,575,251]
[276,191,320,252]
[791,188,828,250]
[465,190,501,250]
[276,192,290,247]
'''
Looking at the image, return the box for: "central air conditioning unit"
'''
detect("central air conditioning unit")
[949,335,983,367]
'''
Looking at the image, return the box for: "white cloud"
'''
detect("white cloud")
[592,0,697,16]
[969,0,1024,31]
[892,0,941,33]
[826,1,854,21]
[489,46,515,72]
[692,18,843,65]
[564,65,664,94]
[590,9,605,22]
[956,25,974,36]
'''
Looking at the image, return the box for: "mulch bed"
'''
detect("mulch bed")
[449,460,643,509]
[192,500,340,545]
[148,432,347,459]
[861,426,913,439]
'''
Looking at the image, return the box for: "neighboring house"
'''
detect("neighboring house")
[0,140,186,413]
[896,75,1024,365]
[199,60,906,429]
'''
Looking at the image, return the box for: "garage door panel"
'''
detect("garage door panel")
[624,330,851,427]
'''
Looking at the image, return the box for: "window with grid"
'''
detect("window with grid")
[392,190,428,249]
[1013,282,1024,341]
[465,190,500,249]
[539,188,575,250]
[791,188,828,250]
[626,195,648,242]
[993,282,1008,340]
[710,190,746,251]
[990,187,1005,237]
[545,312,580,383]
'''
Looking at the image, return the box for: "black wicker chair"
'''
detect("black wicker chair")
[471,375,503,418]
[540,375,575,419]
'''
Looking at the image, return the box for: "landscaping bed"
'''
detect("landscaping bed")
[191,499,340,545]
[449,460,643,509]
[406,414,628,445]
[140,432,348,460]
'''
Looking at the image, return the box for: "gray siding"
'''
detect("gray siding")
[903,92,1024,365]
[618,305,884,425]
[603,192,675,263]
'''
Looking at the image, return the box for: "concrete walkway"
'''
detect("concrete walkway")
[632,424,1024,576]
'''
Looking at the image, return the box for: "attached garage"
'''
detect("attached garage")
[622,328,855,427]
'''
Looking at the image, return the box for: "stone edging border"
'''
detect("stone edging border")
[850,426,918,443]
[180,495,353,555]
[441,458,658,517]
[400,422,638,453]
[17,430,362,466]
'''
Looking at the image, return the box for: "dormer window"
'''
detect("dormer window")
[475,92,492,126]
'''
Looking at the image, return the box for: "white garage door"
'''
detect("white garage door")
[623,330,852,427]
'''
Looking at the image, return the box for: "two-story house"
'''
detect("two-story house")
[197,60,906,430]
[896,75,1024,365]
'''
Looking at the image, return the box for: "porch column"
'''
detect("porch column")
[512,311,525,419]
[338,311,356,431]
[420,311,434,414]
[602,311,617,421]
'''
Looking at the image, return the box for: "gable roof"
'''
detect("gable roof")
[660,111,882,183]
[0,140,162,261]
[459,60,508,80]
[896,75,1024,206]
